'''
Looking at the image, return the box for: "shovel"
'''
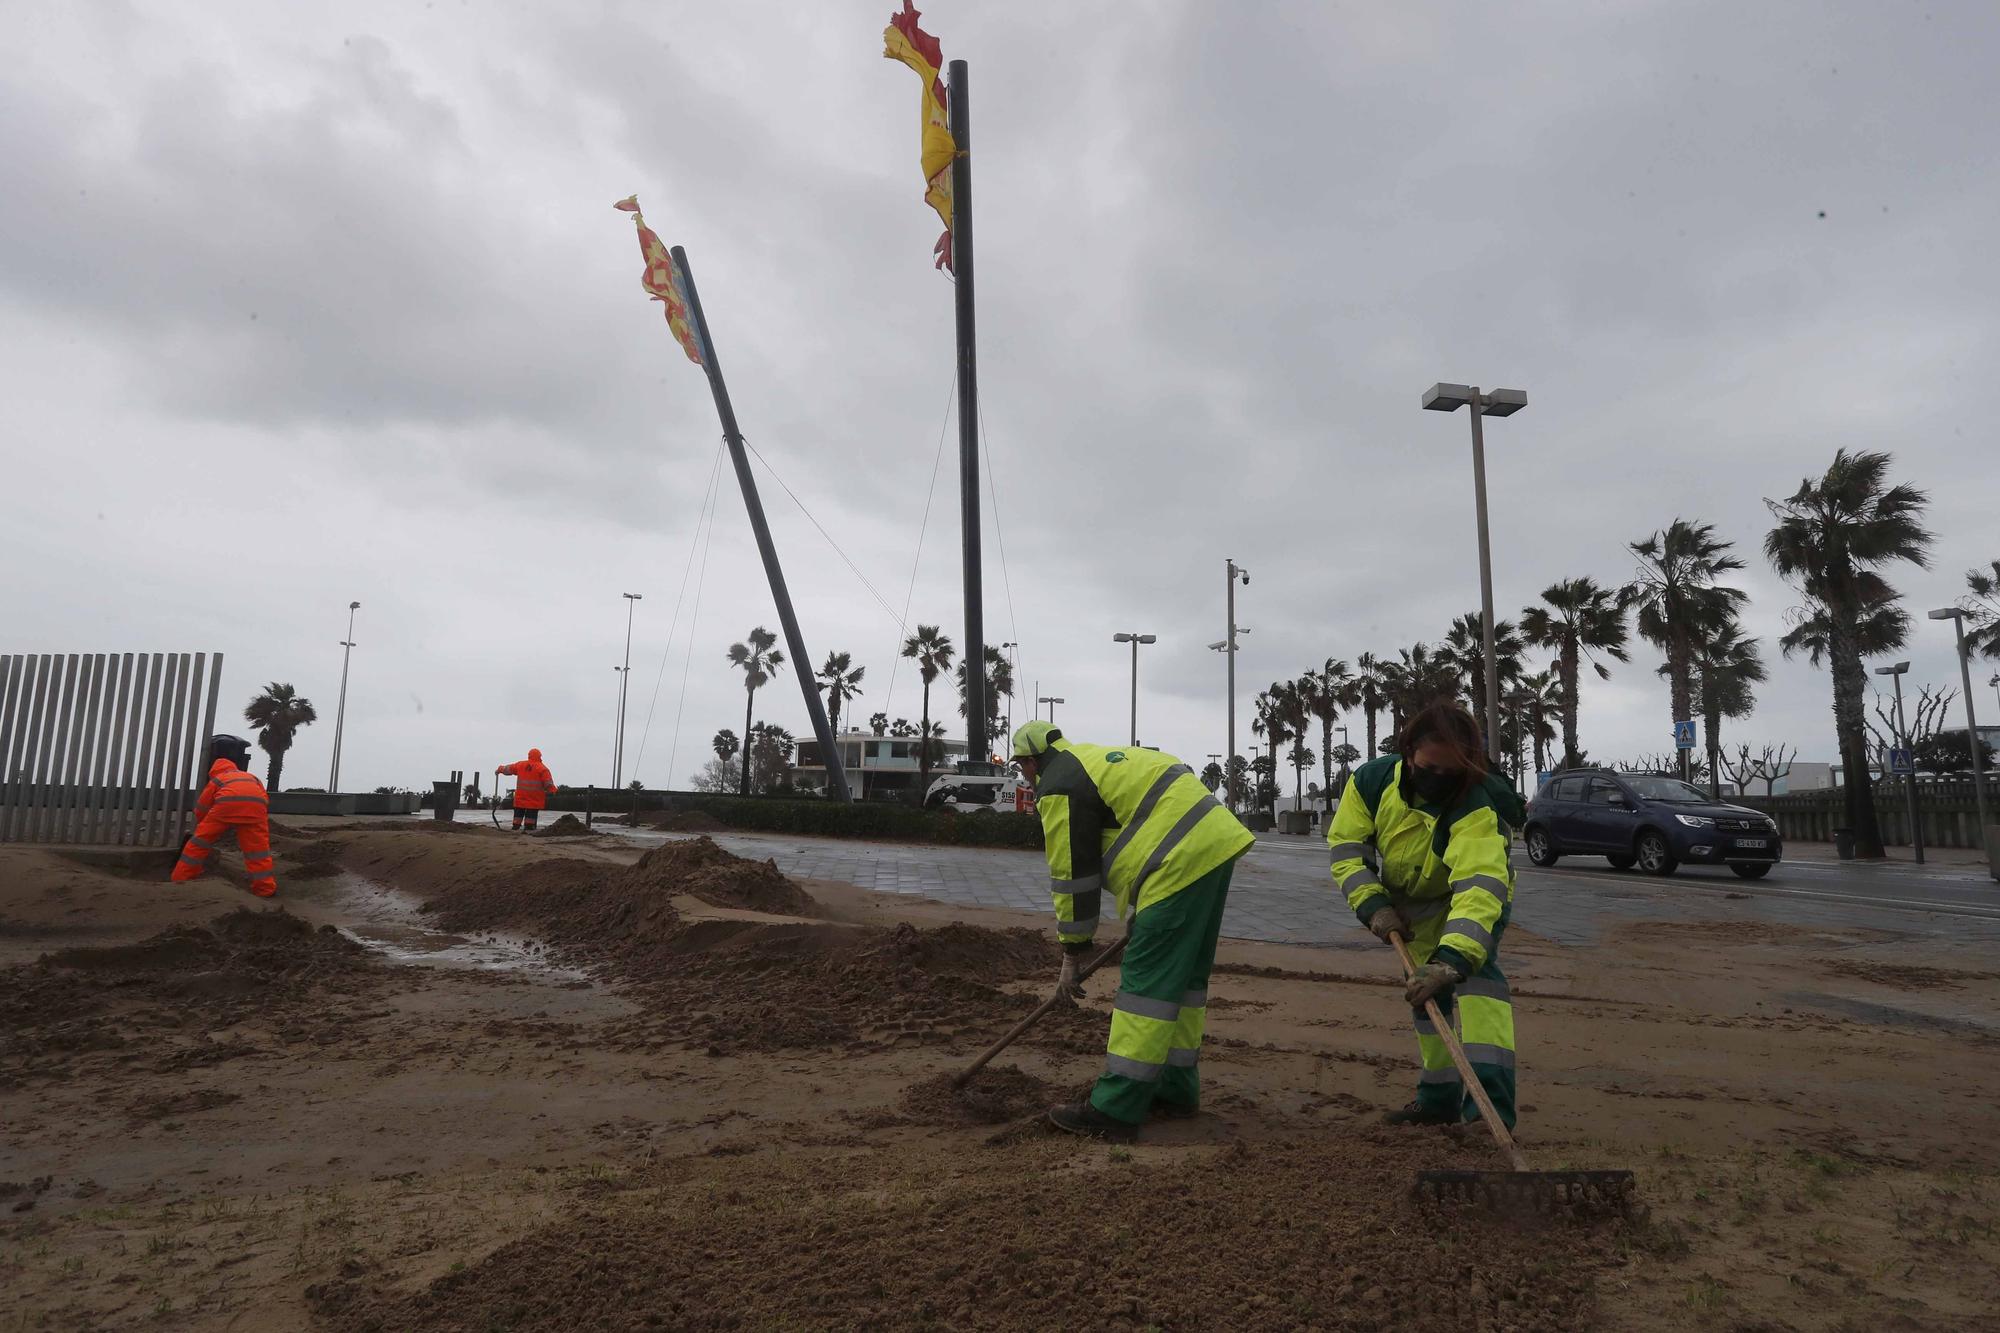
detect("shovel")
[1389,932,1635,1214]
[953,935,1128,1087]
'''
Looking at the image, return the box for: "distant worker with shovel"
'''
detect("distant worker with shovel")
[171,734,278,898]
[496,748,558,832]
[1327,700,1527,1129]
[1011,721,1254,1142]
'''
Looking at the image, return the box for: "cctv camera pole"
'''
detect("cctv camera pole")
[328,600,359,793]
[671,246,851,802]
[1226,560,1244,809]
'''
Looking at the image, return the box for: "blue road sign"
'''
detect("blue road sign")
[1673,720,1697,750]
[1889,746,1915,775]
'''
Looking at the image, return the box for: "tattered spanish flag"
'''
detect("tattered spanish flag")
[612,195,704,366]
[882,1,955,271]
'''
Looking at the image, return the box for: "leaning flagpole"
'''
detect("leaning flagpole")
[670,246,853,802]
[946,58,988,772]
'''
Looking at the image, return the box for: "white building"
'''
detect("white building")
[792,730,971,802]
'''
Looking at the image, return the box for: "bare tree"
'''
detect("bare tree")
[1722,743,1798,797]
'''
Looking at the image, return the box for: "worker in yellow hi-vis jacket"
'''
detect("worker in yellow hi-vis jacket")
[1327,699,1526,1128]
[1012,721,1254,1142]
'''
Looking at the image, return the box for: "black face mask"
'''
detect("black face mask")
[1405,761,1460,806]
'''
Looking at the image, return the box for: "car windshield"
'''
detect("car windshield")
[1622,777,1712,803]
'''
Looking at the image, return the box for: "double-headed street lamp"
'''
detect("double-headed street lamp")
[1873,660,1925,865]
[613,592,643,789]
[1038,695,1064,724]
[1112,632,1157,746]
[328,600,360,793]
[1927,607,1993,839]
[1423,383,1527,755]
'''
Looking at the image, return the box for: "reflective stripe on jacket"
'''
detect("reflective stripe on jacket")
[1326,755,1524,975]
[1034,739,1254,949]
[499,759,558,809]
[193,758,268,820]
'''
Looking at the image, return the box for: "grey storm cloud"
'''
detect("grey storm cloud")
[4,0,1997,797]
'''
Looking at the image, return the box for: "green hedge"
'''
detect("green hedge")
[544,787,1044,848]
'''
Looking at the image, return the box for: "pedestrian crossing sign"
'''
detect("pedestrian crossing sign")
[1673,720,1697,750]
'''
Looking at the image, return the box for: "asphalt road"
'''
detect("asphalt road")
[594,822,2000,949]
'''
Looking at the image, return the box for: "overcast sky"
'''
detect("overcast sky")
[5,1,1997,796]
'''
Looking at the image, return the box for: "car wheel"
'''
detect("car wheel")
[1636,831,1678,877]
[1525,826,1559,867]
[1606,854,1636,870]
[1729,862,1772,880]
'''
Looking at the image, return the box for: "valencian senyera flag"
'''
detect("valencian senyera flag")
[612,195,704,366]
[882,1,956,271]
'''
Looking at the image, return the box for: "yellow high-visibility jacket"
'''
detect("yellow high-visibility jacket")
[1326,755,1527,975]
[1033,739,1254,950]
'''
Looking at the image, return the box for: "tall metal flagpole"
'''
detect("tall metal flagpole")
[670,246,852,802]
[947,58,988,771]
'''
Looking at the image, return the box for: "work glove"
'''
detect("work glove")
[1055,952,1088,1002]
[1367,905,1410,943]
[1404,959,1465,1010]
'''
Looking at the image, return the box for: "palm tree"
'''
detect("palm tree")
[900,624,955,793]
[815,651,866,737]
[1199,760,1225,792]
[712,728,739,763]
[1520,578,1631,770]
[1252,686,1290,814]
[1691,620,1766,798]
[726,627,786,796]
[1441,612,1526,745]
[889,718,917,737]
[953,645,1013,746]
[1300,658,1356,807]
[747,722,796,794]
[868,712,889,736]
[243,683,316,792]
[1765,449,1931,858]
[1965,559,2000,659]
[1626,520,1749,780]
[1354,652,1389,758]
[1511,669,1561,780]
[1379,643,1461,739]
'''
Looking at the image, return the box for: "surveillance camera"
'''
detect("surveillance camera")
[1240,571,1250,586]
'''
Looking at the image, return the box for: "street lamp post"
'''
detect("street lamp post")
[1874,661,1925,865]
[328,600,360,793]
[1928,608,1994,840]
[1224,561,1249,806]
[1038,695,1064,724]
[1112,632,1157,746]
[614,593,642,789]
[1423,384,1526,755]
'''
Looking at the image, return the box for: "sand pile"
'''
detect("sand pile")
[1,908,375,1085]
[618,836,816,916]
[286,838,346,880]
[897,1064,1064,1125]
[530,814,591,839]
[314,1132,1610,1333]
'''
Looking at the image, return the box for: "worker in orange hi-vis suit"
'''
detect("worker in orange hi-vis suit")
[497,748,558,832]
[171,734,278,898]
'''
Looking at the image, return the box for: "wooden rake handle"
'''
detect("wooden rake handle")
[1389,932,1531,1173]
[953,935,1129,1087]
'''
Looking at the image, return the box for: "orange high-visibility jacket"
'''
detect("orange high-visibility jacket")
[194,758,269,822]
[500,749,558,810]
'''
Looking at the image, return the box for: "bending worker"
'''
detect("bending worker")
[1012,721,1254,1142]
[496,748,557,832]
[171,734,277,898]
[1327,699,1527,1128]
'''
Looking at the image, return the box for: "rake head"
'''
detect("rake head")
[1415,1168,1637,1218]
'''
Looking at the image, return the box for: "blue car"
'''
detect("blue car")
[1522,769,1783,878]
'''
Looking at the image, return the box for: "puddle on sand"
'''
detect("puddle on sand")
[320,871,591,984]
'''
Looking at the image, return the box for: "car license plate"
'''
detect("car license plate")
[1737,838,1767,849]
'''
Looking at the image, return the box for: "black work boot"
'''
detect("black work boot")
[1383,1100,1460,1127]
[1047,1101,1139,1142]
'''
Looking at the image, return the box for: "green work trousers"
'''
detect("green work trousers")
[1088,861,1233,1124]
[1407,907,1517,1128]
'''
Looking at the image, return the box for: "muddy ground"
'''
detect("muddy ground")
[3,824,1999,1330]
